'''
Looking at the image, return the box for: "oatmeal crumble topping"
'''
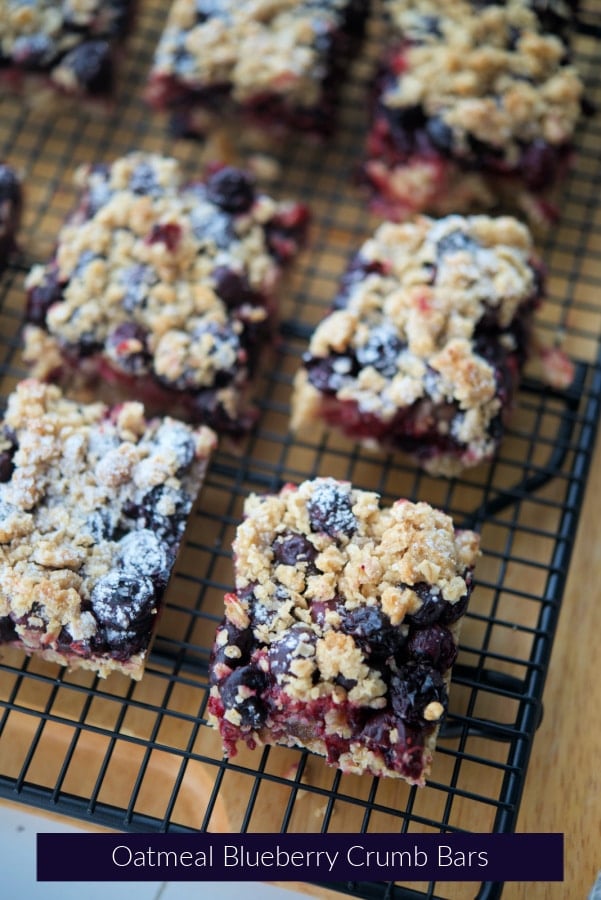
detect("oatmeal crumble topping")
[208,478,479,783]
[23,152,308,433]
[0,0,132,98]
[292,214,544,474]
[382,0,583,161]
[150,0,364,107]
[0,379,216,679]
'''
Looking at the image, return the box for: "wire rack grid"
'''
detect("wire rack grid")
[0,3,600,900]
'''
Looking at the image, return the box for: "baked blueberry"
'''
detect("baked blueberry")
[0,379,216,679]
[208,479,479,784]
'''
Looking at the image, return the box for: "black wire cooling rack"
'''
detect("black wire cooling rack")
[1,3,601,900]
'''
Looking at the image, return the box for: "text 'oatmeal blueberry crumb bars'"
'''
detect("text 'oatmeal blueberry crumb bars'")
[23,152,308,436]
[146,0,370,138]
[0,0,134,104]
[208,477,480,784]
[363,0,584,224]
[0,379,216,680]
[0,163,21,271]
[292,214,545,476]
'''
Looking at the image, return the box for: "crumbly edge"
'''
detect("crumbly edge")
[381,0,583,159]
[210,478,479,778]
[23,152,300,407]
[10,644,149,681]
[361,154,564,227]
[149,0,359,109]
[0,378,216,677]
[292,214,538,465]
[0,0,131,99]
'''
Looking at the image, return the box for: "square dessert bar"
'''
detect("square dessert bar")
[0,379,216,679]
[208,477,480,784]
[363,0,584,224]
[0,0,134,104]
[0,164,21,270]
[146,0,370,138]
[292,214,545,476]
[23,152,308,436]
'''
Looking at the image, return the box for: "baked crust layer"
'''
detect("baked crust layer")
[23,152,308,435]
[208,477,480,783]
[0,379,216,679]
[291,214,544,475]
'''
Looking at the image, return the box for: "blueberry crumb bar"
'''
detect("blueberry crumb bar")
[0,379,216,680]
[0,163,21,270]
[208,477,479,784]
[0,0,134,104]
[363,0,584,224]
[291,214,544,476]
[23,152,309,436]
[146,0,370,139]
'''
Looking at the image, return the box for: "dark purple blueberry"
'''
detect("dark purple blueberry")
[361,710,404,749]
[90,572,156,633]
[106,321,151,374]
[188,390,242,435]
[196,0,230,21]
[466,133,506,163]
[117,529,169,582]
[152,420,196,472]
[0,165,21,204]
[26,268,63,325]
[403,583,444,626]
[335,674,358,692]
[211,266,260,308]
[520,139,561,190]
[418,14,443,38]
[0,616,17,643]
[132,484,191,543]
[268,625,316,681]
[334,256,388,310]
[250,598,276,630]
[436,229,481,260]
[219,665,269,728]
[341,605,405,661]
[0,427,17,484]
[147,222,182,251]
[188,321,241,388]
[355,324,404,379]
[120,263,156,312]
[385,104,427,152]
[439,591,470,626]
[408,624,457,670]
[209,621,253,680]
[190,204,235,248]
[390,664,447,725]
[11,33,56,68]
[304,352,357,394]
[309,598,339,628]
[0,451,14,483]
[264,205,309,263]
[60,40,113,96]
[272,531,317,568]
[129,162,161,196]
[75,330,104,357]
[425,116,455,154]
[507,24,522,50]
[85,508,115,541]
[206,167,255,213]
[307,480,357,538]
